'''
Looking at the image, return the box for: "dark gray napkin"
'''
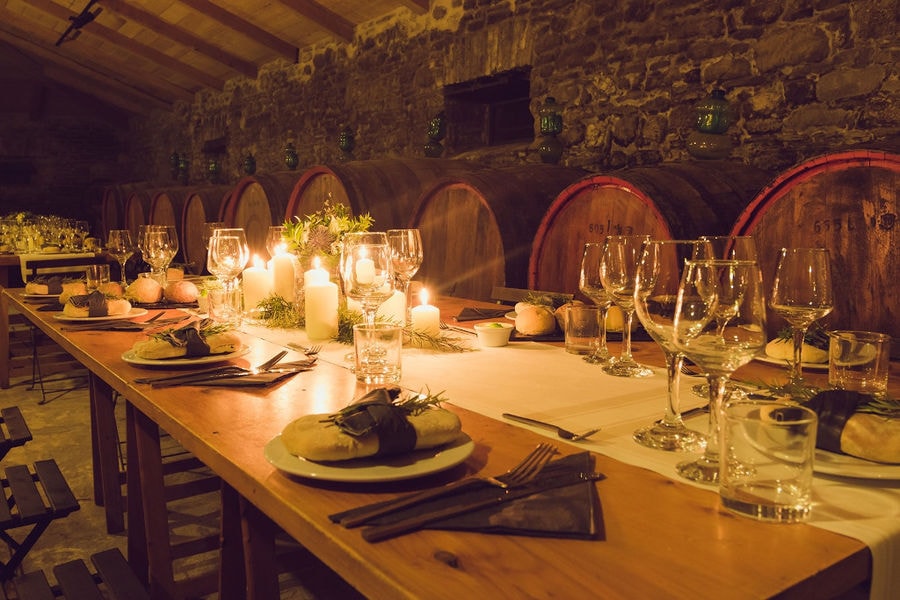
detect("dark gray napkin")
[456,307,512,321]
[331,452,604,540]
[189,370,302,387]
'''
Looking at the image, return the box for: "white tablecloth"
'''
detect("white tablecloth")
[246,323,899,600]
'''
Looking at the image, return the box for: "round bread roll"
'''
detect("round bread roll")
[25,281,51,295]
[515,304,557,335]
[765,338,828,363]
[62,296,131,318]
[841,413,900,464]
[130,330,241,359]
[59,281,88,304]
[282,407,462,462]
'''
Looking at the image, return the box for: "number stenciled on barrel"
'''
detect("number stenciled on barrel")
[588,222,636,235]
[813,216,858,234]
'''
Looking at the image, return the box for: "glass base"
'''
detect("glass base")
[720,486,811,523]
[603,359,654,378]
[676,454,720,484]
[583,351,612,365]
[633,422,706,453]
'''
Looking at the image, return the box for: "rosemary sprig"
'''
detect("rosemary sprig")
[776,322,828,349]
[523,292,569,309]
[748,378,898,417]
[856,396,900,418]
[395,388,448,415]
[405,328,471,352]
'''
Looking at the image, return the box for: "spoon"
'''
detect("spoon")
[502,413,600,441]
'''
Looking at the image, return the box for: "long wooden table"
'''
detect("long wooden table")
[2,288,884,599]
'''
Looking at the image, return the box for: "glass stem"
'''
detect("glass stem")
[790,326,808,385]
[661,352,684,426]
[399,278,412,326]
[597,304,610,357]
[702,373,729,464]
[620,309,635,363]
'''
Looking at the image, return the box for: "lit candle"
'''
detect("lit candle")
[304,257,338,340]
[241,255,272,313]
[269,246,297,301]
[354,247,376,284]
[377,289,407,325]
[410,288,440,336]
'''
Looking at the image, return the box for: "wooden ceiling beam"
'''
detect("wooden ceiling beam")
[101,0,259,79]
[178,0,299,63]
[278,0,355,42]
[27,0,225,90]
[397,0,430,13]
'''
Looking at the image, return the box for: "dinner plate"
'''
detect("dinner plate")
[505,311,517,320]
[24,293,61,302]
[754,355,828,371]
[53,307,148,322]
[264,433,475,482]
[815,449,900,480]
[121,346,249,367]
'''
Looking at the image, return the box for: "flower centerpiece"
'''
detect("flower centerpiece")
[281,198,373,275]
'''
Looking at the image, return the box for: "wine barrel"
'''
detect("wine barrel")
[529,161,772,294]
[222,173,299,259]
[284,158,489,229]
[409,165,588,301]
[181,185,233,274]
[148,188,190,263]
[101,182,151,238]
[730,149,900,340]
[123,188,153,238]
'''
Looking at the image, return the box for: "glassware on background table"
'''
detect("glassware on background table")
[106,229,134,286]
[632,239,708,452]
[578,242,614,365]
[266,225,287,258]
[769,247,833,386]
[599,234,654,377]
[207,228,250,325]
[386,228,423,325]
[141,225,178,286]
[698,235,759,337]
[673,259,767,484]
[340,232,394,327]
[85,264,110,292]
[353,323,403,384]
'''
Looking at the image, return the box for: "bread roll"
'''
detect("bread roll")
[765,338,827,363]
[515,304,557,335]
[282,405,462,462]
[59,281,88,304]
[131,329,241,359]
[62,292,131,317]
[806,390,899,464]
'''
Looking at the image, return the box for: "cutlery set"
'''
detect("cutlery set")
[133,351,317,387]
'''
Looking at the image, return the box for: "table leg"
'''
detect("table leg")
[1,290,10,389]
[219,483,247,600]
[125,402,147,586]
[240,494,279,600]
[89,373,125,533]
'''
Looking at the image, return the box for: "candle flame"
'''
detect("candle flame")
[275,242,288,256]
[419,288,430,305]
[252,255,265,269]
[312,256,321,270]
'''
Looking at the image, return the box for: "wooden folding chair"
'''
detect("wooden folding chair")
[13,547,149,599]
[0,406,32,462]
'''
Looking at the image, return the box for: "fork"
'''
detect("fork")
[502,413,600,441]
[339,443,557,528]
[287,342,322,355]
[135,350,288,385]
[438,320,475,335]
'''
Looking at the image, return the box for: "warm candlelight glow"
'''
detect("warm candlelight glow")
[419,288,430,305]
[410,287,440,335]
[312,256,322,270]
[252,255,265,269]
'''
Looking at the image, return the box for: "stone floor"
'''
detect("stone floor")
[0,366,362,599]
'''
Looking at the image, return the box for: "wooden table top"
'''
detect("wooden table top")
[2,288,880,599]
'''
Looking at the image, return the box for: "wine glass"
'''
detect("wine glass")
[141,226,178,285]
[599,235,654,377]
[632,240,708,452]
[386,228,423,325]
[266,225,287,259]
[578,242,614,365]
[672,259,767,483]
[207,229,250,325]
[107,229,134,286]
[340,232,394,327]
[769,247,833,386]
[698,236,759,337]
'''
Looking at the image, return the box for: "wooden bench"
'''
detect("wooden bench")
[13,547,149,599]
[0,406,32,461]
[0,459,80,581]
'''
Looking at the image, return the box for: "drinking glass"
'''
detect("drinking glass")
[578,242,614,365]
[769,248,833,386]
[107,229,134,286]
[599,235,653,377]
[632,240,707,452]
[266,225,287,258]
[698,236,758,337]
[673,259,767,483]
[386,228,423,324]
[141,225,178,285]
[341,232,394,327]
[207,229,250,324]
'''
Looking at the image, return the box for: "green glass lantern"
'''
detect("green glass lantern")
[177,156,189,185]
[538,97,564,164]
[424,112,446,158]
[284,142,299,170]
[694,89,731,134]
[242,153,257,175]
[207,158,220,182]
[338,127,355,162]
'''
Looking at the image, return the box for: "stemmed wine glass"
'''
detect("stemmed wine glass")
[769,247,834,386]
[107,229,134,286]
[141,225,178,285]
[206,228,250,325]
[632,240,708,452]
[386,228,423,325]
[266,225,287,259]
[599,235,654,377]
[698,236,759,338]
[340,232,394,327]
[672,259,767,483]
[579,242,614,365]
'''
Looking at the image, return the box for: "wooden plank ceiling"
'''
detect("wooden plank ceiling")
[0,0,429,115]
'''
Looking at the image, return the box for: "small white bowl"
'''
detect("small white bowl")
[474,322,513,347]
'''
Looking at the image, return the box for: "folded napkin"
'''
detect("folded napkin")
[331,452,604,540]
[187,370,302,387]
[456,307,512,321]
[38,303,64,312]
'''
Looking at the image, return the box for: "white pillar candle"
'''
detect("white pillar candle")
[355,257,375,284]
[241,256,272,312]
[377,289,406,325]
[410,288,440,336]
[269,251,297,301]
[304,260,338,340]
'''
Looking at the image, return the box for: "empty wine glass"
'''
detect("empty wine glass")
[341,232,394,327]
[579,242,614,365]
[107,229,134,286]
[266,225,287,259]
[673,259,767,483]
[207,229,250,325]
[141,225,178,286]
[599,235,654,377]
[632,240,708,452]
[769,247,834,386]
[698,236,759,338]
[387,228,423,325]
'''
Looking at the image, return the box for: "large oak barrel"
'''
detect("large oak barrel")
[148,187,190,263]
[529,161,772,294]
[102,182,151,238]
[284,158,489,229]
[181,185,233,274]
[222,173,300,259]
[409,165,588,301]
[123,187,153,238]
[730,149,900,340]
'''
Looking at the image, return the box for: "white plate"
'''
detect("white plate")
[754,355,829,371]
[815,449,900,480]
[53,307,148,322]
[121,346,250,367]
[24,294,60,301]
[264,433,475,482]
[505,311,517,320]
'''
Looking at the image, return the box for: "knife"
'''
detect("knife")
[150,367,313,388]
[360,471,605,542]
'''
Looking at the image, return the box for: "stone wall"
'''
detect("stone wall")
[129,0,898,185]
